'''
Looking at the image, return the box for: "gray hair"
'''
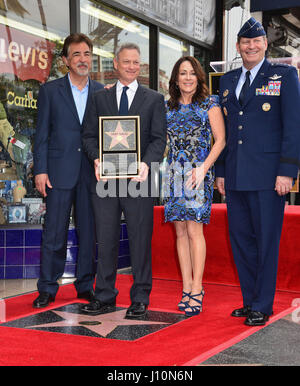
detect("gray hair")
[114,43,141,61]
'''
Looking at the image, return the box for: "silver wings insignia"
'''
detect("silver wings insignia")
[269,74,282,80]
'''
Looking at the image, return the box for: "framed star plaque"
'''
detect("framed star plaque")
[99,116,141,178]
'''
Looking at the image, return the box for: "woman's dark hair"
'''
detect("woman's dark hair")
[167,56,209,110]
[61,33,93,58]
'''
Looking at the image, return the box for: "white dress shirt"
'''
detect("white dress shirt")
[235,58,265,100]
[68,73,89,124]
[116,79,138,110]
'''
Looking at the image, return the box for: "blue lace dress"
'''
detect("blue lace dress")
[163,96,219,223]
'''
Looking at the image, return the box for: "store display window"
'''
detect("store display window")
[0,0,69,225]
[80,0,150,86]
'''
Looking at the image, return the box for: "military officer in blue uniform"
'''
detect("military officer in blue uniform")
[216,18,300,326]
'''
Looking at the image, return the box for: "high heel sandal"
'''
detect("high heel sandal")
[184,289,205,316]
[177,291,191,311]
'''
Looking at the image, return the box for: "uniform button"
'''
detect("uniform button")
[78,148,81,151]
[239,111,243,115]
[238,140,243,145]
[238,125,243,130]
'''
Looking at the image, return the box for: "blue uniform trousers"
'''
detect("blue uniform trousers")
[225,190,285,315]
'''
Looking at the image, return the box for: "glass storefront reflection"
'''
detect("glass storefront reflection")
[0,0,69,225]
[159,32,192,97]
[0,0,213,225]
[80,0,149,86]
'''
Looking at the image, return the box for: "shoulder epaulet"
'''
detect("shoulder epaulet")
[270,62,290,68]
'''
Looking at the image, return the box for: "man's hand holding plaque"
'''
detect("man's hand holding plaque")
[94,158,148,182]
[131,162,149,182]
[94,158,101,182]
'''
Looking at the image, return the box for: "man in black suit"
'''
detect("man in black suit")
[33,34,103,308]
[82,43,166,318]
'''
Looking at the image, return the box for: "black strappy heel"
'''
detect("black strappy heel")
[184,289,205,316]
[178,291,191,311]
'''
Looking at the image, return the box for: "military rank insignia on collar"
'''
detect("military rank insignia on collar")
[256,81,281,96]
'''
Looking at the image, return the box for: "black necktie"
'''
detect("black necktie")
[239,70,251,105]
[119,86,129,115]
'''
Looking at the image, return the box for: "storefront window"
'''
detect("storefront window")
[80,0,150,86]
[0,0,69,225]
[159,31,193,97]
[266,13,300,70]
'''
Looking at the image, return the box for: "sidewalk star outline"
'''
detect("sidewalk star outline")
[26,308,168,337]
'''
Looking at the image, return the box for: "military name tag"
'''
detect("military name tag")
[256,81,281,96]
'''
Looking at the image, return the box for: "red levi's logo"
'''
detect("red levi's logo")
[0,24,55,83]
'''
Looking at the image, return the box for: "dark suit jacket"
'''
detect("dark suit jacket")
[215,59,300,191]
[33,75,103,189]
[82,83,166,187]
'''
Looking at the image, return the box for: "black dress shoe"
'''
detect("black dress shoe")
[81,299,116,315]
[77,290,95,302]
[231,305,251,317]
[33,292,55,308]
[125,302,148,319]
[244,311,269,326]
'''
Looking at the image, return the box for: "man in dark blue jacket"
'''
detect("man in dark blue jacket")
[33,33,103,308]
[216,18,300,326]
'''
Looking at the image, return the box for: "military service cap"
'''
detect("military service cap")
[238,17,266,38]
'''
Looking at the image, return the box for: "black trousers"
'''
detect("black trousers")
[92,193,154,304]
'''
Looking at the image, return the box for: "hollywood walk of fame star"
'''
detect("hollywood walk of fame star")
[106,121,133,150]
[26,309,168,338]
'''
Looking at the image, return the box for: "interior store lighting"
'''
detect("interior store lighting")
[0,15,63,42]
[160,36,188,52]
[1,3,187,59]
[81,3,186,53]
[0,15,113,58]
[81,4,142,34]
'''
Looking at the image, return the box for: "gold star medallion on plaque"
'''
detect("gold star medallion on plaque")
[262,103,271,112]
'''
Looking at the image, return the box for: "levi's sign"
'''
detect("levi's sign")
[0,24,55,83]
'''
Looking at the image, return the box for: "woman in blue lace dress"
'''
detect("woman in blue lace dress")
[163,56,225,316]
